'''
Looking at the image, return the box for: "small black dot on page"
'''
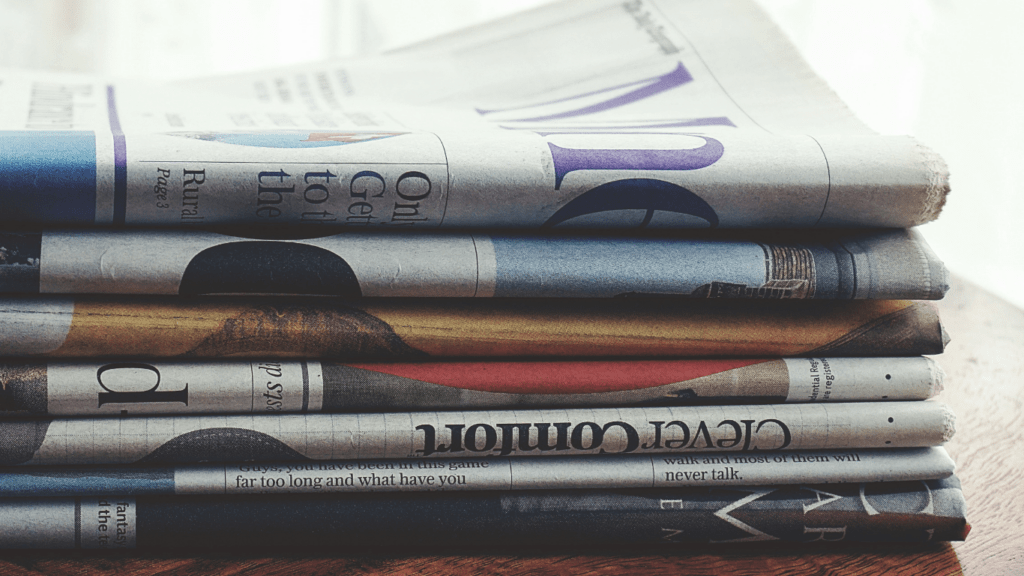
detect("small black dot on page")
[885,374,892,380]
[888,417,894,423]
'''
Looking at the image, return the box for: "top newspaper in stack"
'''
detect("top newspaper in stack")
[0,0,946,230]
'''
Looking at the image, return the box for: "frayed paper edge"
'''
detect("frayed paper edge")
[914,141,951,226]
[926,357,945,398]
[941,404,957,443]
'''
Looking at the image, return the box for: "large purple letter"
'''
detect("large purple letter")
[477,62,693,123]
[549,135,724,189]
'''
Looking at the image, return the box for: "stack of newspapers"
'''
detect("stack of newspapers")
[0,0,968,549]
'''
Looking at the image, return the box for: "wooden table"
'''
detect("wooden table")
[0,274,1020,575]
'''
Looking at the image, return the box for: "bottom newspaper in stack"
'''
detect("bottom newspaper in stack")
[0,357,965,548]
[0,459,966,548]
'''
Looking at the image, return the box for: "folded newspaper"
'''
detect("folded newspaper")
[0,448,956,497]
[0,0,947,229]
[0,403,955,466]
[0,357,943,416]
[0,0,965,554]
[0,479,969,548]
[0,228,948,299]
[0,297,947,359]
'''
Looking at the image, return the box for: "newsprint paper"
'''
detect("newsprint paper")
[0,447,955,497]
[0,0,946,229]
[0,357,943,416]
[0,403,955,466]
[0,297,948,359]
[0,479,969,548]
[0,228,948,300]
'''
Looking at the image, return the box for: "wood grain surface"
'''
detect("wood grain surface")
[0,274,1019,575]
[941,275,1024,574]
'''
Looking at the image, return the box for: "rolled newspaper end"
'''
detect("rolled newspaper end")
[829,229,949,300]
[939,403,957,443]
[927,357,946,398]
[815,136,949,227]
[0,402,956,466]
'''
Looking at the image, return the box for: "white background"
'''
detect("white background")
[2,0,1020,308]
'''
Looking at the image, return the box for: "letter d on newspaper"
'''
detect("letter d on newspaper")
[0,357,943,416]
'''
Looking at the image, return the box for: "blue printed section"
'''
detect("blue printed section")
[491,237,767,297]
[0,470,174,497]
[0,131,96,223]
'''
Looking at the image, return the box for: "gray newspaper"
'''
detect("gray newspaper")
[0,403,955,466]
[0,448,956,497]
[180,447,959,493]
[0,228,948,299]
[0,0,947,229]
[0,357,944,416]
